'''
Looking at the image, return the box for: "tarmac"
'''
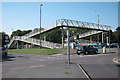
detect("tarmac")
[2,53,87,78]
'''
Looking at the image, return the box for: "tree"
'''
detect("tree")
[115,26,120,43]
[45,29,62,43]
[110,26,120,43]
[10,29,32,39]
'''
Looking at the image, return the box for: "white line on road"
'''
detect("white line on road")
[113,57,120,64]
[77,64,92,80]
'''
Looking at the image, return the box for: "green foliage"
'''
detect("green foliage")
[10,29,32,39]
[33,29,63,43]
[8,48,61,55]
[116,26,120,43]
[111,26,120,43]
[45,29,62,43]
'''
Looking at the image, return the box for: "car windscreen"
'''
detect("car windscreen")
[78,46,83,49]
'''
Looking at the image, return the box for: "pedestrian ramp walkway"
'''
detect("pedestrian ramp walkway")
[74,30,103,39]
[8,36,62,49]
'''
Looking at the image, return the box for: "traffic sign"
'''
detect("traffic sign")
[5,35,9,40]
[5,40,9,42]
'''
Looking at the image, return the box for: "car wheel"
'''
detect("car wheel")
[77,53,80,55]
[85,52,88,55]
[95,50,98,54]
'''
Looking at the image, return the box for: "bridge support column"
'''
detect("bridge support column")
[22,42,24,49]
[90,36,92,44]
[17,41,19,49]
[102,32,104,43]
[97,34,99,43]
[107,36,109,45]
[67,27,70,65]
[62,27,64,48]
[26,43,28,48]
[31,44,33,48]
[44,34,46,42]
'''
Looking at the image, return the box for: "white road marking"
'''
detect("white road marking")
[29,65,45,68]
[113,57,119,64]
[77,64,92,80]
[79,54,110,57]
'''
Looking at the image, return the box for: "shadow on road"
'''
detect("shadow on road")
[116,64,120,67]
[2,56,16,62]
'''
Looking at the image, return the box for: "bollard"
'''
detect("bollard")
[103,46,106,53]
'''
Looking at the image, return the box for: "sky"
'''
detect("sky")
[1,2,118,35]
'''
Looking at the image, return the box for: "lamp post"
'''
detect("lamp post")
[97,15,99,43]
[40,4,43,48]
[98,15,99,26]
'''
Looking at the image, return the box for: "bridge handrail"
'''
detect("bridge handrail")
[18,19,110,39]
[78,30,102,38]
[8,36,62,49]
[56,19,111,31]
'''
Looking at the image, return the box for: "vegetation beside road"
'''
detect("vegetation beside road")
[8,48,61,55]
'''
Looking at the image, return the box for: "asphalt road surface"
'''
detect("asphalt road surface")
[2,48,119,79]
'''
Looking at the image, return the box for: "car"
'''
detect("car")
[110,43,119,48]
[92,43,101,47]
[0,47,7,58]
[76,46,98,55]
[101,43,109,48]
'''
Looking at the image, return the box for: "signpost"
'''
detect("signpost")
[5,35,9,48]
[5,35,9,40]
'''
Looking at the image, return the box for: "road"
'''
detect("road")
[78,53,118,78]
[2,48,119,79]
[72,48,119,79]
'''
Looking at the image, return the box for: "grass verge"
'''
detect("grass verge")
[8,48,61,55]
[65,72,73,74]
[65,61,76,64]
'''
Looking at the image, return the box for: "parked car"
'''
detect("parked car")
[76,46,98,55]
[0,47,7,58]
[110,43,119,48]
[101,43,109,48]
[92,43,103,48]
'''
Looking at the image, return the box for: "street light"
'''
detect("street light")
[40,4,43,48]
[97,15,99,43]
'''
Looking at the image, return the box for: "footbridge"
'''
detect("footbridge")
[8,19,111,49]
[23,19,110,38]
[74,30,103,40]
[8,36,62,49]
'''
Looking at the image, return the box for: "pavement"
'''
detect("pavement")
[2,53,87,78]
[1,48,119,79]
[4,64,86,78]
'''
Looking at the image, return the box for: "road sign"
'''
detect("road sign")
[5,40,9,43]
[5,35,9,40]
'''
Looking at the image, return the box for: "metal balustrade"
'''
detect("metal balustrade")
[74,30,103,39]
[8,36,62,49]
[21,19,110,39]
[64,30,103,41]
[56,19,111,31]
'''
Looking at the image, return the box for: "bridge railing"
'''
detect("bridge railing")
[8,36,62,49]
[23,29,42,38]
[20,19,110,39]
[75,30,103,39]
[56,19,111,31]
